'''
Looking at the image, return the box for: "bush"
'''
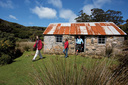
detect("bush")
[0,54,12,65]
[14,48,23,59]
[0,31,16,65]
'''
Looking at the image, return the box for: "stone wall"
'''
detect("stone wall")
[85,36,124,55]
[44,35,124,55]
[44,35,75,54]
[106,36,124,55]
[85,36,103,55]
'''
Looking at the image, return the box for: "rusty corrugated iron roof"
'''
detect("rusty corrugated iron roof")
[43,22,127,35]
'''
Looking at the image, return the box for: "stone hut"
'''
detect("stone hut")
[43,22,126,55]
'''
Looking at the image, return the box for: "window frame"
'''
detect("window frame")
[55,35,63,42]
[98,36,106,45]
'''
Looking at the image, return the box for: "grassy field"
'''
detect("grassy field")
[0,51,118,85]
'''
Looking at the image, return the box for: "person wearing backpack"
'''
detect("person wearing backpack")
[32,36,43,61]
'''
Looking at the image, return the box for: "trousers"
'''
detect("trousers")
[33,49,43,60]
[63,48,68,58]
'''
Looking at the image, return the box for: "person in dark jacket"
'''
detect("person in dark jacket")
[63,39,69,58]
[32,36,43,61]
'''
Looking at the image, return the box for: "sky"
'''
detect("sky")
[0,0,128,27]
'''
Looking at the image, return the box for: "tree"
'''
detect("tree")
[118,19,128,39]
[91,8,106,22]
[75,10,91,22]
[75,8,124,25]
[106,10,124,25]
[126,19,128,23]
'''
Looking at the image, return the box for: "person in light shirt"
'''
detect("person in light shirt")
[76,36,83,54]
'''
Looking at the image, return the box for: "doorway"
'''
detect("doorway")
[75,35,85,52]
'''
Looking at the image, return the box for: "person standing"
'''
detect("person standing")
[63,39,69,58]
[76,36,84,54]
[32,36,43,61]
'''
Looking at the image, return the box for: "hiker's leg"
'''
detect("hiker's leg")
[65,48,68,58]
[63,49,66,55]
[80,46,83,52]
[78,45,81,52]
[76,45,78,54]
[39,50,43,58]
[33,49,39,60]
[79,45,82,52]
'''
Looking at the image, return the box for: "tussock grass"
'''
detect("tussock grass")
[16,42,35,52]
[29,55,126,85]
[105,45,113,57]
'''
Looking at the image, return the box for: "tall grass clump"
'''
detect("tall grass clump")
[16,42,35,52]
[29,56,127,85]
[123,40,128,46]
[110,53,128,85]
[105,45,113,57]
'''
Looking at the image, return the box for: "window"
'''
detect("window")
[56,35,62,42]
[98,36,106,44]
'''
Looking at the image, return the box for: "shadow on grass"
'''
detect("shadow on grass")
[33,57,46,62]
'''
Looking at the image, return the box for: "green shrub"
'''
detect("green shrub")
[0,31,16,65]
[14,48,23,59]
[0,54,12,65]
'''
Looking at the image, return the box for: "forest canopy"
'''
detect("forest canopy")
[75,8,124,25]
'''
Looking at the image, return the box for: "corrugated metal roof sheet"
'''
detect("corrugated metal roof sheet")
[43,22,127,35]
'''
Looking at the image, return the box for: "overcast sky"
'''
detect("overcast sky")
[0,0,127,27]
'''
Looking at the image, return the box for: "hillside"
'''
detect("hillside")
[0,19,46,41]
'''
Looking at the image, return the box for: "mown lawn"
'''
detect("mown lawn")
[0,51,118,85]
